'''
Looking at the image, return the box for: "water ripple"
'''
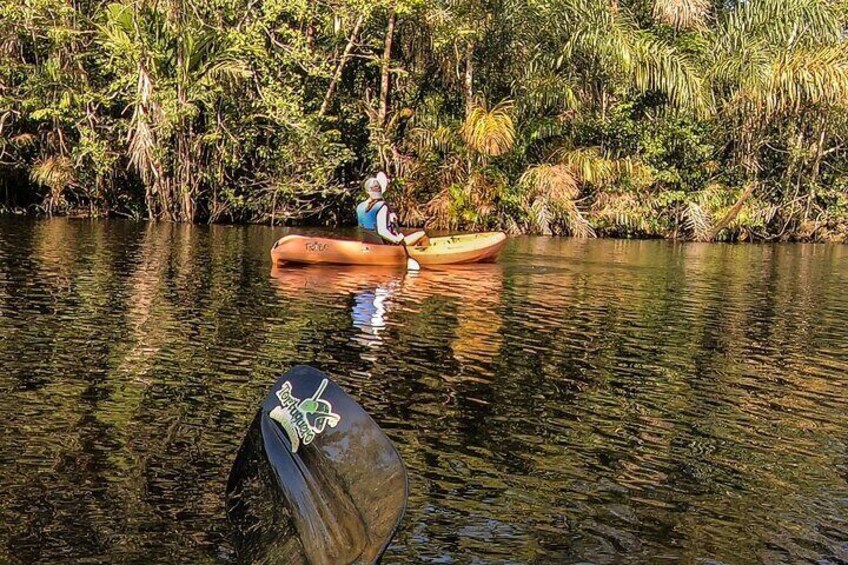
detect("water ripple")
[0,220,847,563]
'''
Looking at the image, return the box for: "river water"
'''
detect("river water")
[0,217,847,564]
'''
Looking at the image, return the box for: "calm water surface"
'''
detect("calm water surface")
[1,217,847,564]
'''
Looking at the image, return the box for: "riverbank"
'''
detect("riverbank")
[2,1,847,244]
[2,204,847,243]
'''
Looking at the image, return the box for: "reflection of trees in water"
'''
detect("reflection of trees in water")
[672,244,848,561]
[0,220,139,562]
[112,222,175,386]
[347,238,848,563]
[439,240,848,563]
[0,221,314,562]
[1,221,847,564]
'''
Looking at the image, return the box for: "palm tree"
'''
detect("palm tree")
[99,1,249,221]
[702,0,848,236]
[402,99,516,229]
[520,0,709,115]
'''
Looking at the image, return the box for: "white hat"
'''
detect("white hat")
[365,172,390,198]
[376,171,389,191]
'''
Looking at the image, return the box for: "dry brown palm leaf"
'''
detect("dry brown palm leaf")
[425,188,455,230]
[11,133,36,147]
[529,198,552,235]
[592,191,656,233]
[520,164,595,237]
[557,198,596,238]
[519,164,580,202]
[683,201,711,241]
[653,0,710,30]
[30,155,75,191]
[555,147,617,186]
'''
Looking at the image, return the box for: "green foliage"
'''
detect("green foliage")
[0,0,847,240]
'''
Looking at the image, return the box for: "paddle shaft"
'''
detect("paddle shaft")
[400,240,420,270]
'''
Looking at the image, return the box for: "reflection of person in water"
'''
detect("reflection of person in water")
[269,264,506,358]
[351,284,395,341]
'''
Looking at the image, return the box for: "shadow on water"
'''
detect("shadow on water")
[1,217,847,563]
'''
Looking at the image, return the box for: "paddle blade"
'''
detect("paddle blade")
[406,257,420,271]
[226,366,408,565]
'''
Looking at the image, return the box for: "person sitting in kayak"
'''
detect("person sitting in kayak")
[357,172,427,246]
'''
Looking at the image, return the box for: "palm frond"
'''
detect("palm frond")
[652,0,710,30]
[30,155,74,190]
[127,64,160,186]
[529,197,553,235]
[519,164,595,237]
[520,163,579,201]
[560,201,595,238]
[460,100,516,157]
[683,201,711,241]
[555,147,616,186]
[591,190,659,234]
[761,46,848,115]
[630,33,710,113]
[205,59,252,84]
[514,55,581,116]
[720,0,842,49]
[11,133,36,147]
[560,0,709,112]
[425,187,457,230]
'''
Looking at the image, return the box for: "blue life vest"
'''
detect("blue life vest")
[356,200,385,230]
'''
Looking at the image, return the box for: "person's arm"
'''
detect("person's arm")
[376,206,404,244]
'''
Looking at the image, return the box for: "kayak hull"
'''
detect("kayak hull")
[271,232,507,267]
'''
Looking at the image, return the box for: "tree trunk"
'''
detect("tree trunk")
[182,122,196,223]
[181,143,193,222]
[158,177,173,221]
[319,14,365,117]
[305,17,315,51]
[464,40,474,115]
[708,182,756,241]
[378,10,396,126]
[145,184,155,220]
[807,116,828,221]
[175,25,197,223]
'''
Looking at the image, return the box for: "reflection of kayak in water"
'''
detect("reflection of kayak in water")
[270,264,503,300]
[270,265,403,296]
[270,265,505,366]
[271,232,507,267]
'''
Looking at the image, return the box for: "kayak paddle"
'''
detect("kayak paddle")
[400,241,421,271]
[226,365,408,565]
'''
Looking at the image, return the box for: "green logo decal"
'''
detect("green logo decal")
[269,378,340,452]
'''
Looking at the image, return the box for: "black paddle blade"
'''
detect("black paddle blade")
[226,365,408,565]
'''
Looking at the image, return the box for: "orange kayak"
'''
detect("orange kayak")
[271,232,507,267]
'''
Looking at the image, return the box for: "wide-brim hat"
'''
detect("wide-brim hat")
[364,172,390,197]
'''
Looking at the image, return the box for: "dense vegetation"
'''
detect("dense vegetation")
[1,0,847,240]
